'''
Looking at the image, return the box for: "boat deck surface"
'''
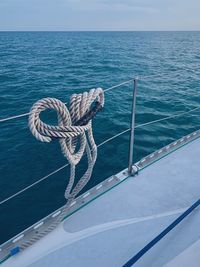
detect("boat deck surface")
[2,133,200,267]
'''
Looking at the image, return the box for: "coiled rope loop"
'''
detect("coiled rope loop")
[29,88,104,201]
[20,88,104,250]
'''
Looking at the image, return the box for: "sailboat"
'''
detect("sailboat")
[0,75,199,267]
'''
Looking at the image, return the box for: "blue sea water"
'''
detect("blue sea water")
[0,31,200,244]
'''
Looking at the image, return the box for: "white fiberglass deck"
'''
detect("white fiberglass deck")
[2,134,200,267]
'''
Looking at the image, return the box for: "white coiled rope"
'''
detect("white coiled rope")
[21,88,104,250]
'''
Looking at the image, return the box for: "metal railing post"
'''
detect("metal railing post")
[128,78,138,175]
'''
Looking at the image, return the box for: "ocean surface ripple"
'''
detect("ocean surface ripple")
[0,31,199,243]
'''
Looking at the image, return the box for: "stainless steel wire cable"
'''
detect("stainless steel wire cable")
[0,129,130,205]
[135,106,200,128]
[0,104,199,205]
[0,72,200,204]
[0,80,134,123]
[1,68,199,123]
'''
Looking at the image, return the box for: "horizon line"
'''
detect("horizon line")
[0,30,200,32]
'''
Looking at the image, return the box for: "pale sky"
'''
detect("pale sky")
[0,0,200,31]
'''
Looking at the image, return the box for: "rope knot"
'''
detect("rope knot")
[28,88,104,200]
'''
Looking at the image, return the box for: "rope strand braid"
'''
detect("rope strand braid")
[22,88,104,250]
